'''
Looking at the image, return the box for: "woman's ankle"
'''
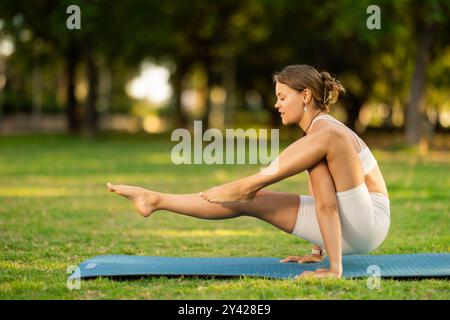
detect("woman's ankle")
[146,190,162,210]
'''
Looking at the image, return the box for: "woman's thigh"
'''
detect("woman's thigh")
[292,187,387,254]
[292,194,356,254]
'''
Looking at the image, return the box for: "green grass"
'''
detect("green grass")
[0,133,449,299]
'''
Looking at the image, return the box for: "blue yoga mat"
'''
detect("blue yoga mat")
[68,253,450,281]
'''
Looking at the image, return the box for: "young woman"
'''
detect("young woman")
[107,65,390,279]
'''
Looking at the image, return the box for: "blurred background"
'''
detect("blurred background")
[0,0,448,149]
[0,0,449,300]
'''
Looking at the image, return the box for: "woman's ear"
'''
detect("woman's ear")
[303,88,312,104]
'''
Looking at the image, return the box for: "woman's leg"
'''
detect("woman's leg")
[107,183,300,234]
[202,126,365,203]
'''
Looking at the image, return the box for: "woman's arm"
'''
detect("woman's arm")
[280,170,327,264]
[309,172,326,259]
[280,160,341,273]
[295,172,324,251]
[308,173,314,196]
[307,160,342,277]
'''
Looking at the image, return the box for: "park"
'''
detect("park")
[0,1,449,301]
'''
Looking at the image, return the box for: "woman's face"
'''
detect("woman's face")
[274,81,304,125]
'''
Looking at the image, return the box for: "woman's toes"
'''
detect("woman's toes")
[107,182,115,192]
[107,184,130,197]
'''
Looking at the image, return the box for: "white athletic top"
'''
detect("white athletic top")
[310,115,377,175]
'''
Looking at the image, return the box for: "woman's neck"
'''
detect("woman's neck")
[299,109,324,134]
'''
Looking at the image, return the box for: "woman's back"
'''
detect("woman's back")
[310,115,389,197]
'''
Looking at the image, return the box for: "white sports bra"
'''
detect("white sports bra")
[310,115,377,175]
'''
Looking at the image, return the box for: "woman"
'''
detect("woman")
[107,65,390,279]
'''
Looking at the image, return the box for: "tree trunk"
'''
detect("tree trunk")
[343,90,366,131]
[65,47,81,134]
[384,103,394,129]
[223,52,236,127]
[0,59,5,127]
[86,52,99,137]
[171,63,188,128]
[201,62,213,131]
[32,64,43,127]
[405,25,434,145]
[98,67,112,114]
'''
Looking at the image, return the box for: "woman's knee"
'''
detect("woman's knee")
[320,127,355,157]
[322,127,345,144]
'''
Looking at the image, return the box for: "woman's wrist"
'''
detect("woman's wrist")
[311,248,326,256]
[311,244,325,256]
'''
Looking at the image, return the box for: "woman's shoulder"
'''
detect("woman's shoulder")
[309,115,340,133]
[310,115,368,150]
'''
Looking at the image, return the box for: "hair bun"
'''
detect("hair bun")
[320,71,345,109]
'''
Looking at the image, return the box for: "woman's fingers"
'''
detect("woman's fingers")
[199,191,210,202]
[280,254,325,263]
[280,256,302,263]
[199,190,217,203]
[298,255,324,264]
[107,182,115,192]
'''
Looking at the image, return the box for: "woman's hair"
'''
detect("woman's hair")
[273,64,345,112]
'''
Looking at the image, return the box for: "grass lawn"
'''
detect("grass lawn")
[0,133,449,299]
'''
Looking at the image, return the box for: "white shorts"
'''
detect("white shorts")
[291,183,390,255]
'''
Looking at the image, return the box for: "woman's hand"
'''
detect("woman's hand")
[280,254,325,264]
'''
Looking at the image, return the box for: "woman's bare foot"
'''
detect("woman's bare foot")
[107,182,159,217]
[200,179,257,203]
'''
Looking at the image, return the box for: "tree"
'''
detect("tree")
[404,0,450,145]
